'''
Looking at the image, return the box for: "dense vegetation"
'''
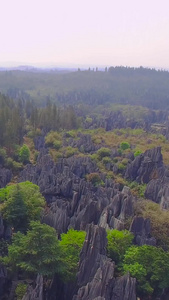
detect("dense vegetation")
[1,66,169,299]
[0,67,169,109]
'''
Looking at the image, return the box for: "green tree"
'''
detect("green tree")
[59,229,86,281]
[19,144,30,163]
[123,245,169,298]
[107,229,133,265]
[1,182,45,232]
[2,221,62,277]
[120,142,130,151]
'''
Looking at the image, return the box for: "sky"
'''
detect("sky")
[0,0,169,68]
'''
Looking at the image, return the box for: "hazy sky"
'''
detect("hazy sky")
[1,0,169,68]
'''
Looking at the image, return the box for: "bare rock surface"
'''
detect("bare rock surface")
[125,147,164,183]
[130,216,156,246]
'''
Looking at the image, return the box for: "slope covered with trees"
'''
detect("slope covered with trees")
[1,67,169,299]
[0,67,169,109]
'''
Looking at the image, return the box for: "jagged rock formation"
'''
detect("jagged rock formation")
[0,166,12,188]
[63,132,100,153]
[34,136,46,151]
[19,153,134,234]
[125,147,164,184]
[22,275,43,300]
[124,147,169,208]
[73,224,136,300]
[145,174,169,209]
[130,216,156,246]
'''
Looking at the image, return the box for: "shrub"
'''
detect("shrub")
[5,158,23,171]
[19,144,30,164]
[120,142,130,151]
[53,141,62,150]
[90,153,99,161]
[134,150,142,157]
[102,156,112,165]
[97,147,111,160]
[15,283,27,300]
[65,130,77,138]
[117,162,126,171]
[128,181,146,197]
[86,172,102,186]
[121,158,129,165]
[45,131,61,146]
[64,146,78,158]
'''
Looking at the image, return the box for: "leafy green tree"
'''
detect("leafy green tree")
[59,229,86,281]
[2,221,62,277]
[120,142,130,151]
[1,182,45,232]
[123,245,169,298]
[107,229,133,265]
[19,144,30,163]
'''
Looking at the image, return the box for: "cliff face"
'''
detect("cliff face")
[125,147,164,184]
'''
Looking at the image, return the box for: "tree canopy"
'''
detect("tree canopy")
[0,181,45,232]
[59,228,86,281]
[107,229,133,265]
[123,245,169,298]
[2,221,62,277]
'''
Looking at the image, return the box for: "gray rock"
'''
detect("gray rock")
[0,166,12,188]
[111,273,136,300]
[22,275,43,300]
[125,147,164,184]
[130,216,156,246]
[76,224,107,287]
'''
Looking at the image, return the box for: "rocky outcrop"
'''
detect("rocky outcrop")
[145,174,169,209]
[130,216,156,246]
[0,166,12,188]
[34,136,46,151]
[110,273,136,300]
[22,275,43,300]
[63,133,100,153]
[75,224,107,288]
[73,224,136,300]
[19,153,134,234]
[125,147,164,184]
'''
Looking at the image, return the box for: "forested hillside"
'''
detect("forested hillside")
[1,67,169,300]
[0,67,169,109]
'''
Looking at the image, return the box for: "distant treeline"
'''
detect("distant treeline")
[0,66,169,109]
[0,94,79,152]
